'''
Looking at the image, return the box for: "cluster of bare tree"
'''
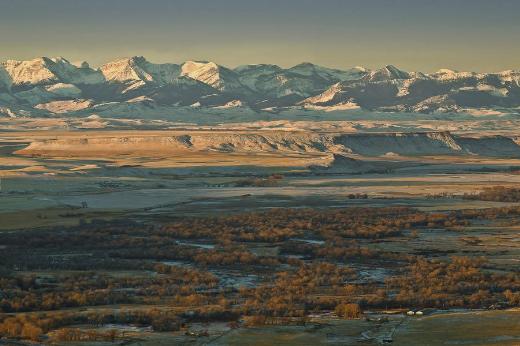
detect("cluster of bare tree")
[0,266,218,313]
[384,257,520,309]
[463,186,520,202]
[0,309,183,342]
[3,206,520,341]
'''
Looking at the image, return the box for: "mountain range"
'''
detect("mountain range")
[1,56,519,118]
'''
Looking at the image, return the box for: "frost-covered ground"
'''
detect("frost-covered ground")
[2,116,520,229]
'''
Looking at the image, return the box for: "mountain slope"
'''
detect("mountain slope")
[100,56,180,85]
[2,57,104,90]
[181,61,247,93]
[0,56,519,118]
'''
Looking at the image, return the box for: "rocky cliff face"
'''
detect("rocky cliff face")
[17,131,520,159]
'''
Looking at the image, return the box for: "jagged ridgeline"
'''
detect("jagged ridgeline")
[0,56,519,118]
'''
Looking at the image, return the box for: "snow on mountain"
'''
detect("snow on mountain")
[234,64,282,90]
[396,79,415,97]
[411,95,458,113]
[45,57,105,85]
[364,65,411,82]
[299,63,520,113]
[212,99,244,109]
[100,57,150,83]
[471,84,509,98]
[44,83,82,98]
[287,62,368,82]
[14,87,56,106]
[497,70,520,86]
[100,56,179,85]
[180,61,247,93]
[429,69,479,81]
[13,82,83,106]
[2,57,104,88]
[254,72,332,99]
[303,101,360,112]
[2,58,59,87]
[234,63,367,99]
[0,106,17,118]
[300,82,345,104]
[146,76,219,106]
[299,77,400,110]
[35,99,93,114]
[0,55,519,117]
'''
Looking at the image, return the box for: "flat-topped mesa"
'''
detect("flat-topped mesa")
[16,132,336,156]
[15,131,520,159]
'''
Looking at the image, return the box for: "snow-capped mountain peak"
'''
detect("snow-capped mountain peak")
[300,82,344,104]
[496,70,520,85]
[430,69,476,81]
[1,56,105,88]
[2,57,61,87]
[44,56,105,85]
[100,56,180,85]
[0,55,519,118]
[100,56,153,83]
[365,65,410,82]
[353,66,368,72]
[234,64,283,90]
[181,61,217,75]
[181,60,244,92]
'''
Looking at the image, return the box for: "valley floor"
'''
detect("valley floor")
[2,124,520,345]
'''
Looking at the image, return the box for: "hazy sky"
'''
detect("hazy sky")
[0,0,518,72]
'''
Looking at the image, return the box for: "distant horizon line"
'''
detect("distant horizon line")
[0,55,518,74]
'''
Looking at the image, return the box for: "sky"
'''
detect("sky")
[0,0,518,72]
